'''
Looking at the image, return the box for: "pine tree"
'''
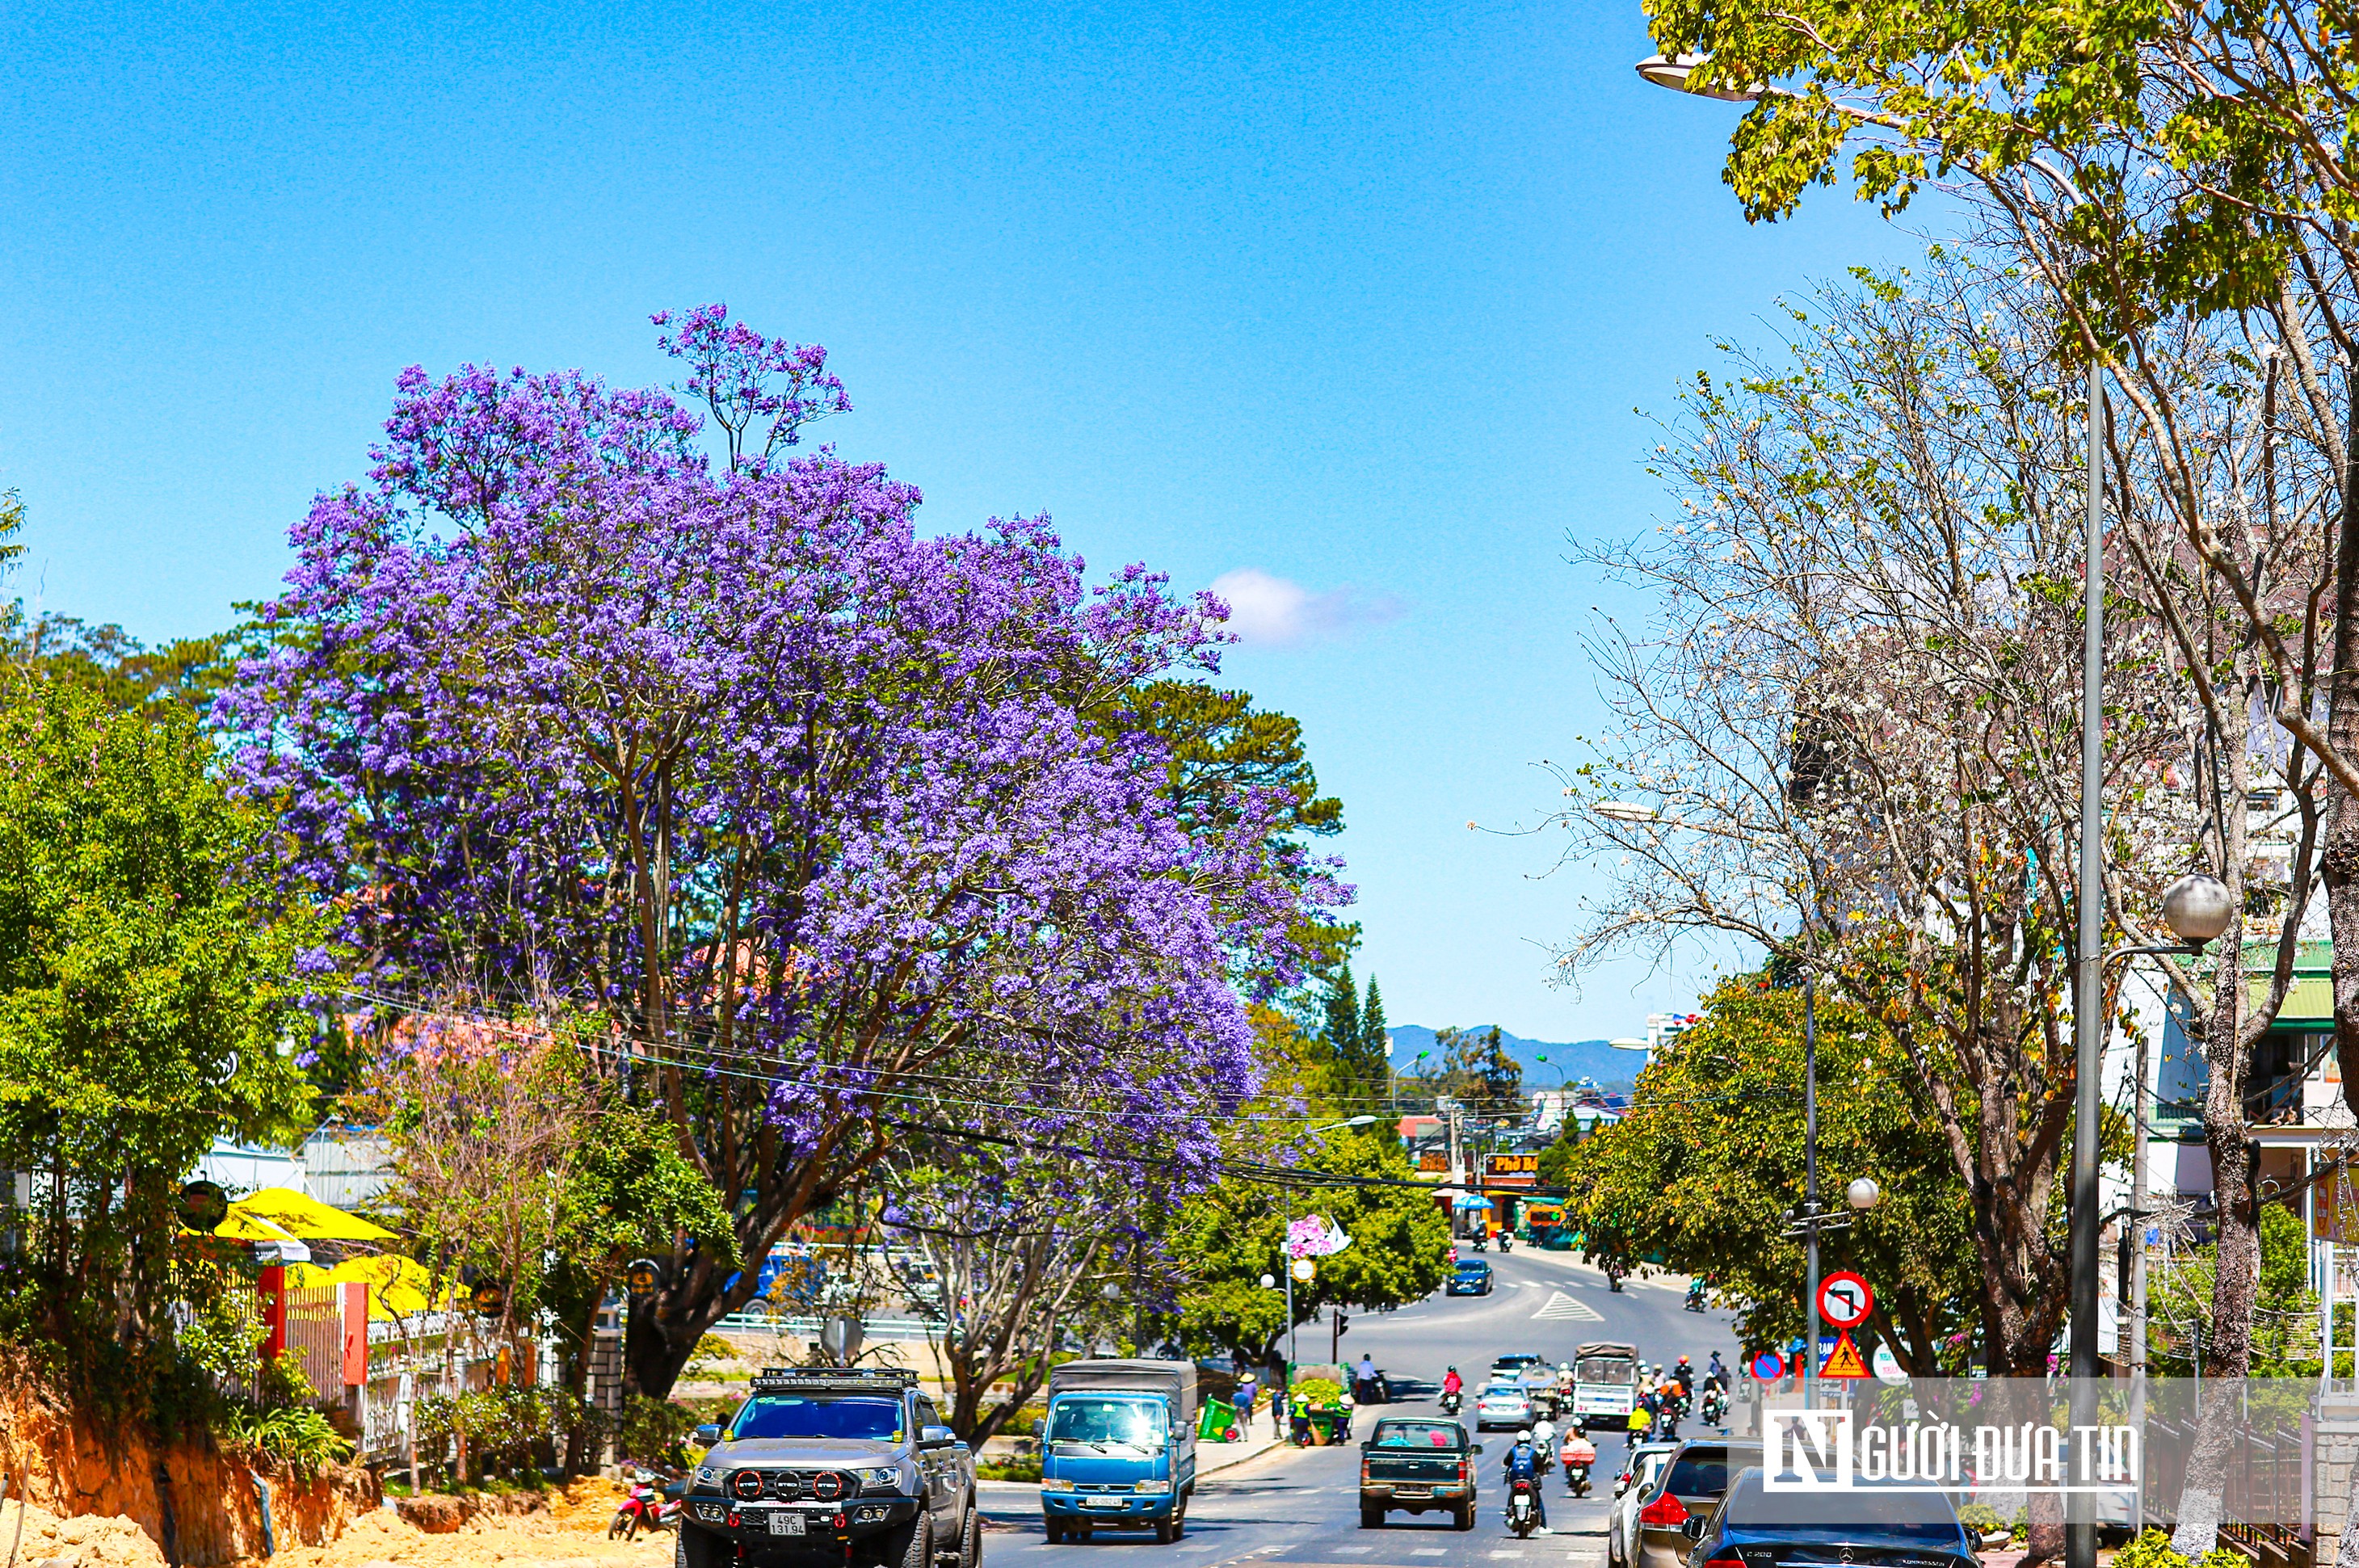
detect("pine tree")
[1322,968,1361,1068]
[1358,978,1388,1077]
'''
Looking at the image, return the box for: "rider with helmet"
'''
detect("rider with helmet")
[1503,1428,1549,1532]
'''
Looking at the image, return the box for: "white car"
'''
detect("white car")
[1605,1442,1680,1568]
[1474,1382,1536,1431]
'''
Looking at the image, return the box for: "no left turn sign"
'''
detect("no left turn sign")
[1817,1272,1873,1328]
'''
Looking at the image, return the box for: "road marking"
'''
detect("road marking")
[1329,1551,1374,1557]
[1533,1290,1604,1322]
[1489,1552,1527,1560]
[1412,1552,1449,1557]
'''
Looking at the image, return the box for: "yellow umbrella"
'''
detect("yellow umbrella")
[328,1255,448,1318]
[216,1188,397,1243]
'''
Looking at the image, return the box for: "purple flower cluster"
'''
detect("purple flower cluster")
[219,306,1341,1192]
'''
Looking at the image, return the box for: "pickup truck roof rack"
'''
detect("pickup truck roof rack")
[749,1366,920,1394]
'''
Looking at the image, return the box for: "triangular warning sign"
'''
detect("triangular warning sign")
[1820,1329,1871,1379]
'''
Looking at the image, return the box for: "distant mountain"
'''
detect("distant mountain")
[1385,1025,1638,1095]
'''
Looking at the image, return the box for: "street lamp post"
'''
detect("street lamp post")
[1279,1116,1377,1371]
[1629,55,2105,1560]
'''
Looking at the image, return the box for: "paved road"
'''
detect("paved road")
[978,1248,1743,1568]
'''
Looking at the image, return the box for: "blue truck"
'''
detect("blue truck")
[1039,1359,1200,1545]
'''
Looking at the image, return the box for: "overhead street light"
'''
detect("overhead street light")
[2160,872,2235,948]
[1846,1176,1881,1212]
[1633,52,1765,100]
[1608,1037,1650,1051]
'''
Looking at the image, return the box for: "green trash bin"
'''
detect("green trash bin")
[1197,1397,1238,1443]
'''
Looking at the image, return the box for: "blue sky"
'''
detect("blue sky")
[0,0,1911,1040]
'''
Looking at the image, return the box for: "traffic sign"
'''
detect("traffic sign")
[1819,1330,1870,1379]
[1817,1272,1873,1328]
[1749,1350,1785,1381]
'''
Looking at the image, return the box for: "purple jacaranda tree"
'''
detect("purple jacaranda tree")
[220,308,1342,1398]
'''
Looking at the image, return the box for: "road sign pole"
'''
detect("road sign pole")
[1803,976,1819,1409]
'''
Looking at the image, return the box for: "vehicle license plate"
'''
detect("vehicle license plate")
[1391,1487,1432,1499]
[770,1512,806,1536]
[1082,1498,1125,1510]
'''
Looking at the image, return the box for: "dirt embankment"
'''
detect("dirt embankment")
[0,1473,668,1568]
[0,1371,663,1568]
[0,1373,375,1568]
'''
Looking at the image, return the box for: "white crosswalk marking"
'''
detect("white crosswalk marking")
[1412,1552,1449,1558]
[1533,1289,1604,1322]
[1489,1552,1527,1560]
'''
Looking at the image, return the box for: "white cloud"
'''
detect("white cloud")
[1207,568,1402,649]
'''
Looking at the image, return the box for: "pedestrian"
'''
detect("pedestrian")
[1235,1374,1259,1436]
[1271,1385,1289,1438]
[1355,1352,1378,1403]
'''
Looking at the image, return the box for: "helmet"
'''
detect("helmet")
[1677,1356,1691,1367]
[1517,1428,1533,1443]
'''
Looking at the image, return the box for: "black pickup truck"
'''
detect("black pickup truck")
[1358,1417,1480,1531]
[679,1368,979,1568]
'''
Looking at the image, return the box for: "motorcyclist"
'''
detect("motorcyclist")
[1560,1426,1597,1490]
[1502,1428,1549,1532]
[1442,1365,1463,1409]
[1705,1352,1727,1390]
[1671,1356,1695,1396]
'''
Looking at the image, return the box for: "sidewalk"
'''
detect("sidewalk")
[1197,1416,1293,1477]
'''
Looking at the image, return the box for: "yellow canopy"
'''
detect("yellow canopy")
[216,1188,397,1243]
[327,1255,447,1318]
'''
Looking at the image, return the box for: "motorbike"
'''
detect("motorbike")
[1563,1460,1592,1498]
[609,1472,683,1541]
[1684,1281,1707,1313]
[1440,1388,1464,1415]
[1472,1234,1489,1252]
[1604,1261,1625,1293]
[1499,1234,1513,1253]
[1700,1387,1727,1427]
[1505,1476,1541,1538]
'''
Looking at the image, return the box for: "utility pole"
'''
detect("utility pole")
[2066,360,2107,1568]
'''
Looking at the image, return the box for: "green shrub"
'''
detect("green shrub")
[618,1393,705,1466]
[220,1403,355,1482]
[414,1385,606,1480]
[2112,1530,2247,1568]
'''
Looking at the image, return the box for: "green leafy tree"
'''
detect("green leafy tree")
[2151,1202,2319,1379]
[1111,679,1356,982]
[0,678,317,1408]
[1169,1129,1449,1376]
[1402,1025,1522,1115]
[1552,976,1976,1370]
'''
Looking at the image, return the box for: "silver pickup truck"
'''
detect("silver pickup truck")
[679,1368,979,1568]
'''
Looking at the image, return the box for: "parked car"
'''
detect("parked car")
[1680,1466,1977,1568]
[1446,1259,1494,1296]
[1473,1381,1537,1431]
[679,1367,977,1568]
[1358,1417,1481,1531]
[1605,1442,1681,1568]
[1634,1439,1760,1568]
